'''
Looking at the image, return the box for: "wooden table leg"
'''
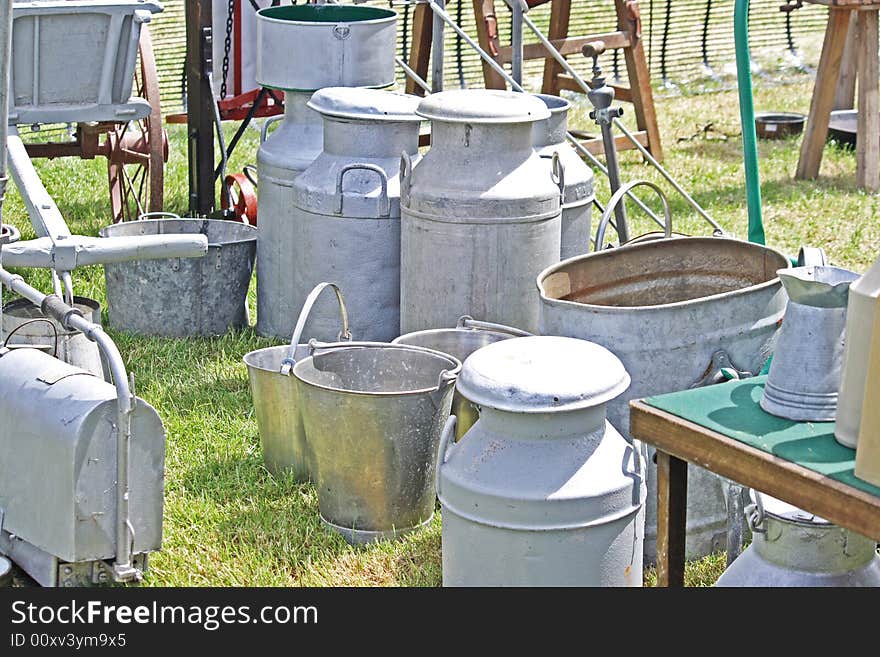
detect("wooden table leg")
[656,451,687,587]
[857,10,880,192]
[833,12,858,111]
[796,8,852,180]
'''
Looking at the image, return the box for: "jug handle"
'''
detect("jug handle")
[335,164,390,218]
[399,151,413,204]
[260,115,284,144]
[551,151,565,203]
[456,315,533,337]
[593,179,672,251]
[435,415,458,497]
[280,282,351,376]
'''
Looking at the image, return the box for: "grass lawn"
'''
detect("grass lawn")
[1,72,876,587]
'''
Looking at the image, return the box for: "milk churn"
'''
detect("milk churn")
[286,87,422,342]
[716,491,880,586]
[437,336,646,586]
[255,92,323,338]
[400,90,563,334]
[532,94,595,260]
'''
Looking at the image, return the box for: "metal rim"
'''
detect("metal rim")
[256,5,397,25]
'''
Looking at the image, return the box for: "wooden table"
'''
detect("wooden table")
[796,0,880,191]
[629,397,880,587]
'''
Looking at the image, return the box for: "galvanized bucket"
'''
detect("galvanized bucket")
[99,215,257,337]
[244,282,351,481]
[538,236,790,561]
[292,341,460,544]
[2,296,105,378]
[392,315,532,440]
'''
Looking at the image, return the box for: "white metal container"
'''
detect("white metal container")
[437,336,645,586]
[285,87,422,343]
[255,4,396,92]
[400,90,563,334]
[532,94,595,260]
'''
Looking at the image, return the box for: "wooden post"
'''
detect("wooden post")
[185,0,216,216]
[406,4,434,96]
[541,0,572,96]
[856,9,879,192]
[833,11,858,111]
[471,0,508,89]
[656,451,688,588]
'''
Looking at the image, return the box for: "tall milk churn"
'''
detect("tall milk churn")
[288,88,422,342]
[437,336,646,586]
[716,491,880,586]
[400,90,563,334]
[532,94,595,260]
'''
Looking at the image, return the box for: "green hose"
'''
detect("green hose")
[734,0,766,245]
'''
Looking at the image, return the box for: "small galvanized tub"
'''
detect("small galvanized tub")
[2,296,105,378]
[293,341,460,544]
[100,216,256,337]
[538,236,790,561]
[244,282,351,481]
[392,315,531,440]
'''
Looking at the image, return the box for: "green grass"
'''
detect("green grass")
[1,73,874,587]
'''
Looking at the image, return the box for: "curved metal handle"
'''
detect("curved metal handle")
[797,245,828,267]
[260,115,284,144]
[335,164,390,218]
[0,223,20,245]
[594,180,672,251]
[137,211,181,221]
[551,151,565,202]
[456,315,533,337]
[745,489,766,534]
[435,415,458,497]
[280,282,351,376]
[243,164,258,189]
[399,151,413,204]
[2,317,59,358]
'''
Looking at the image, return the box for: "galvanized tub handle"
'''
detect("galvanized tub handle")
[333,24,352,40]
[280,282,351,376]
[456,315,533,338]
[745,489,766,534]
[435,414,459,497]
[2,317,59,358]
[593,180,672,251]
[260,115,284,144]
[399,151,413,204]
[797,246,828,267]
[137,211,182,221]
[335,164,390,218]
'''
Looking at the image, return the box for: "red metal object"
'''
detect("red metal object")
[221,171,258,225]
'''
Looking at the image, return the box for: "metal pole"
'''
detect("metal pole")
[186,0,216,215]
[0,0,12,228]
[396,55,432,94]
[510,0,524,86]
[431,0,446,92]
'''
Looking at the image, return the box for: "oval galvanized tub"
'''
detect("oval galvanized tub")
[537,236,790,562]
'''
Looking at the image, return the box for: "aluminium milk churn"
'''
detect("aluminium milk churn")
[400,90,563,334]
[532,94,595,260]
[287,88,422,342]
[437,335,646,586]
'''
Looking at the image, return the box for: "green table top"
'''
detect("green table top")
[644,375,880,498]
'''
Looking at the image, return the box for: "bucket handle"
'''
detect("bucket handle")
[434,415,458,497]
[2,318,59,358]
[399,151,413,204]
[137,211,182,221]
[335,164,390,218]
[279,282,351,376]
[745,489,767,534]
[593,180,672,251]
[456,315,532,337]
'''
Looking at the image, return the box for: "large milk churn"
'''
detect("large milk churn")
[716,491,880,586]
[437,335,646,586]
[532,94,595,260]
[286,88,422,342]
[400,90,563,334]
[255,92,324,338]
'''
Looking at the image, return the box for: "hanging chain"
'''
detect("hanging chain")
[220,0,235,99]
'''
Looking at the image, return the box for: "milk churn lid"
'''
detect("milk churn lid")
[749,490,830,525]
[307,87,423,122]
[456,335,630,413]
[416,89,551,124]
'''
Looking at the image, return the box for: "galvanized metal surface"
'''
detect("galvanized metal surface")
[9,0,162,125]
[438,336,645,586]
[2,296,105,378]
[392,315,531,440]
[0,556,11,587]
[532,94,595,260]
[716,492,880,586]
[293,342,459,544]
[400,89,561,334]
[761,266,860,421]
[100,218,256,337]
[0,348,164,577]
[538,236,790,561]
[279,88,421,343]
[255,4,396,92]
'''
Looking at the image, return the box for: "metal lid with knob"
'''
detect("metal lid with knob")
[455,335,630,413]
[415,89,551,124]
[307,87,423,123]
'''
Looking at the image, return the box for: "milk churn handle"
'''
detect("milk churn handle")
[456,315,533,337]
[2,318,59,358]
[550,151,565,202]
[280,282,351,376]
[745,489,767,534]
[137,211,181,221]
[593,180,672,251]
[399,152,413,204]
[434,415,458,497]
[335,164,390,218]
[260,115,284,144]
